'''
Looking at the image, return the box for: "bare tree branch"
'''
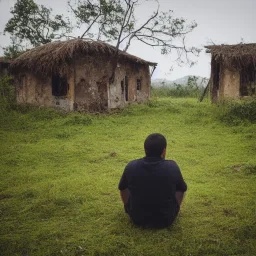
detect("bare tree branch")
[123,3,159,52]
[81,13,101,38]
[115,0,132,50]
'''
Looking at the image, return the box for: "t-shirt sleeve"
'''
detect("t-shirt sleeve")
[171,161,187,192]
[118,168,128,191]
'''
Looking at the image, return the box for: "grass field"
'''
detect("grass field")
[0,98,255,256]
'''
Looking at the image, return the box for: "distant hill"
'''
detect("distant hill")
[152,76,209,88]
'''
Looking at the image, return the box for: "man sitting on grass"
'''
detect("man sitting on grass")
[118,133,187,229]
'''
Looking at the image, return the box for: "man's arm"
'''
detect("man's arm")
[118,167,129,205]
[120,188,130,205]
[175,191,185,206]
[171,161,187,206]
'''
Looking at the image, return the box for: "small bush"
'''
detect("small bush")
[216,99,256,125]
[151,85,205,99]
[0,75,16,110]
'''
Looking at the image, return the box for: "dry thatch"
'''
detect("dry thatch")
[0,57,11,64]
[10,39,157,76]
[205,43,256,69]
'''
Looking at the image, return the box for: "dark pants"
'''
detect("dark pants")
[124,199,179,229]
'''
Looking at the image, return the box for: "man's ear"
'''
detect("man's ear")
[161,148,166,158]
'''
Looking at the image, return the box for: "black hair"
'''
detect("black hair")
[144,133,167,157]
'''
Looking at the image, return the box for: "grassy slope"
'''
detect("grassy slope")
[0,98,255,256]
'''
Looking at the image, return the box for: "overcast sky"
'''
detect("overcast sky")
[0,0,255,80]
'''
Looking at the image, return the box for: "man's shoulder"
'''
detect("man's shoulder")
[164,159,179,167]
[125,158,144,169]
[162,159,181,172]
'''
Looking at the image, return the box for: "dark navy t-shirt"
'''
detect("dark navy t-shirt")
[118,157,187,228]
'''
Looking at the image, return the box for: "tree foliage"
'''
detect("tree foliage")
[68,0,125,41]
[4,0,71,47]
[69,0,200,65]
[3,36,25,59]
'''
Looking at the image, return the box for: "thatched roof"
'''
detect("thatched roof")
[10,39,157,75]
[205,43,256,68]
[0,57,11,64]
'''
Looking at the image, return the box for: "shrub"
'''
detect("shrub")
[0,75,15,110]
[151,84,205,99]
[215,99,256,125]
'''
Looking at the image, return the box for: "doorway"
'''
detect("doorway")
[125,76,128,101]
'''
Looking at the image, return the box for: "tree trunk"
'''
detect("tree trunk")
[199,80,210,102]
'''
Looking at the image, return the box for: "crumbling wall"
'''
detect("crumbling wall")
[219,67,240,99]
[108,65,125,109]
[15,72,75,111]
[14,55,151,112]
[16,73,51,106]
[134,64,150,103]
[74,55,150,111]
[108,60,150,108]
[74,56,110,111]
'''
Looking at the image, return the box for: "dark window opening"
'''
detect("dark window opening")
[1,62,9,69]
[137,79,142,90]
[213,62,220,90]
[52,74,69,96]
[240,65,256,96]
[125,76,128,101]
[121,80,124,94]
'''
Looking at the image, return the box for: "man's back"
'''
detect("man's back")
[119,156,187,228]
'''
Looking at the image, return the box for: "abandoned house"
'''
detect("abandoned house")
[10,39,157,111]
[206,43,256,102]
[0,57,10,77]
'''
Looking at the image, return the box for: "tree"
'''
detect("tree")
[187,76,198,89]
[68,0,125,41]
[2,36,25,59]
[69,0,200,82]
[4,0,71,48]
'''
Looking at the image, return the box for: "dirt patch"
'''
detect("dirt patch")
[0,194,12,200]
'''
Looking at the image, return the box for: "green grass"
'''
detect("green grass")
[0,98,255,256]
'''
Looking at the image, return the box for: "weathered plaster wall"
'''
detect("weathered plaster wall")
[74,56,109,111]
[16,73,51,106]
[219,67,240,99]
[74,55,150,111]
[16,72,75,111]
[108,64,125,109]
[134,64,151,104]
[108,60,150,108]
[14,55,151,112]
